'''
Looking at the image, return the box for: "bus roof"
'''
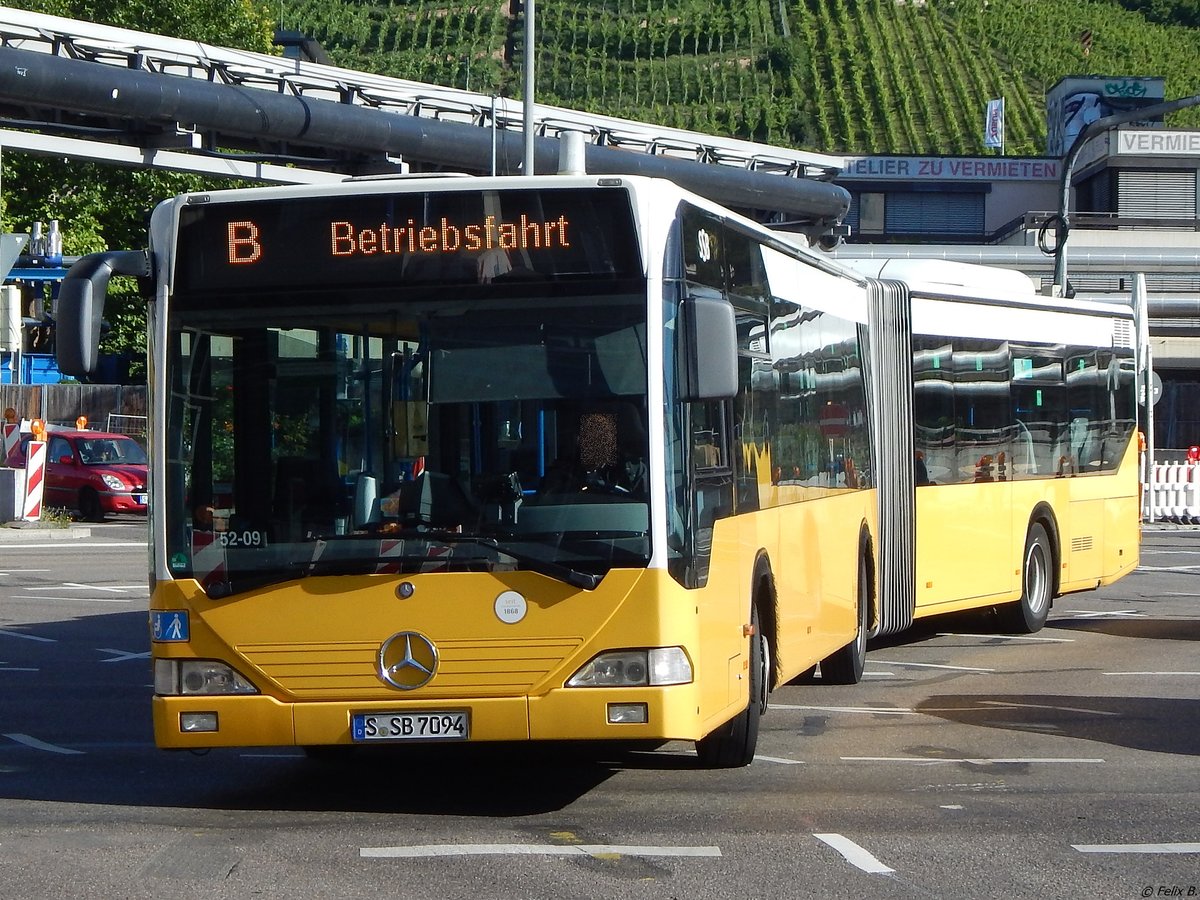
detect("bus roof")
[837,257,1134,317]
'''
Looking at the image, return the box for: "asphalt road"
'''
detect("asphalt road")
[0,519,1197,900]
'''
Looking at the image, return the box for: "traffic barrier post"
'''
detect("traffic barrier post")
[22,439,47,521]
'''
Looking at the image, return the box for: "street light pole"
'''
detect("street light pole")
[1049,93,1200,297]
[522,0,535,176]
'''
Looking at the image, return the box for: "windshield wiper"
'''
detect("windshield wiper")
[203,540,332,599]
[420,532,602,590]
[203,533,602,596]
[203,562,314,599]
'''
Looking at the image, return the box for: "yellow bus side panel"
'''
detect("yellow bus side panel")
[1061,439,1141,592]
[915,480,1015,615]
[915,438,1140,619]
[706,489,872,692]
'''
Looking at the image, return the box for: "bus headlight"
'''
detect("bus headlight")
[566,647,692,687]
[154,659,258,696]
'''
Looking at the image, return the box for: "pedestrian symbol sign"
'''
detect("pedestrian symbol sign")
[151,611,189,642]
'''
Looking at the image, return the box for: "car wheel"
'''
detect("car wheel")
[78,487,104,522]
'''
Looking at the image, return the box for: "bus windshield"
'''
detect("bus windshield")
[162,187,649,595]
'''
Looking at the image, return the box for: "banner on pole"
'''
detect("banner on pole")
[984,98,1005,150]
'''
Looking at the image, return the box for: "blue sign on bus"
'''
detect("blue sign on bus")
[151,611,189,642]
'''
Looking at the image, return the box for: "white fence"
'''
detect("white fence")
[1144,463,1200,524]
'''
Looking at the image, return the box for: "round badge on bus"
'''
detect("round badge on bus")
[494,590,527,624]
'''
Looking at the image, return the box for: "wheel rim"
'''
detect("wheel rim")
[756,628,770,714]
[855,558,869,655]
[1024,541,1050,616]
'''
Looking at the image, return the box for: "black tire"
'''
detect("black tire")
[1000,522,1053,633]
[820,549,870,684]
[78,487,104,522]
[695,604,767,768]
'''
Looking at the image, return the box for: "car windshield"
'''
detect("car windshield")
[77,437,148,466]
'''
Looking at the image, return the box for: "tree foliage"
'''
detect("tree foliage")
[2,1,275,380]
[1115,0,1200,27]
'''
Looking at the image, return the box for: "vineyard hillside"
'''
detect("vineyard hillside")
[283,0,1200,156]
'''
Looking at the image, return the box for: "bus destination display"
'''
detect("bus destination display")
[174,187,641,295]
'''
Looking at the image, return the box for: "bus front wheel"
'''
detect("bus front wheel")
[1000,522,1053,633]
[695,603,766,768]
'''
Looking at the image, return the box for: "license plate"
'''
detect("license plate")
[352,711,469,742]
[133,494,148,504]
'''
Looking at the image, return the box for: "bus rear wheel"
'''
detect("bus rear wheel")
[820,549,870,685]
[695,603,766,768]
[1000,522,1053,633]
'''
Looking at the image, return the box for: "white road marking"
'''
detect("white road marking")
[27,583,137,593]
[0,569,52,574]
[13,595,132,603]
[940,805,964,810]
[3,733,84,755]
[1135,564,1200,573]
[0,630,55,643]
[937,632,1074,643]
[1103,671,1200,676]
[843,757,1104,765]
[771,704,917,716]
[98,648,150,663]
[813,833,895,874]
[0,665,38,672]
[1073,842,1200,854]
[977,700,1118,717]
[754,755,806,765]
[869,660,995,673]
[361,843,722,859]
[1064,609,1144,619]
[0,542,147,549]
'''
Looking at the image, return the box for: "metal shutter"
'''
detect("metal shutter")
[885,191,985,235]
[1117,170,1197,219]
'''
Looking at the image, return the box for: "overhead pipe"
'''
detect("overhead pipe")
[831,244,1200,320]
[0,46,850,230]
[833,244,1200,274]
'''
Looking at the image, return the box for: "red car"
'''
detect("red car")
[5,429,148,520]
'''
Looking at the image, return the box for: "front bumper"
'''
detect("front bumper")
[153,684,703,749]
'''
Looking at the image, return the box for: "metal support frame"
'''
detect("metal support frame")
[0,7,844,185]
[0,128,344,184]
[1049,94,1200,298]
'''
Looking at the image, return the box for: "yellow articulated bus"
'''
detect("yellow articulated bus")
[841,258,1141,634]
[56,174,1140,767]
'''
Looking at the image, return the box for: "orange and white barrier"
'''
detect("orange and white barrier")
[376,538,405,574]
[1144,463,1200,524]
[1,422,19,458]
[22,439,46,521]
